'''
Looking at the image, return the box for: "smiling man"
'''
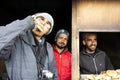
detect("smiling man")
[52,29,72,80]
[80,32,114,74]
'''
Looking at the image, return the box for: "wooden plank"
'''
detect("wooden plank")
[77,1,120,32]
[72,0,80,80]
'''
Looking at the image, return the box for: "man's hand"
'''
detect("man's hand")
[32,13,44,32]
[31,12,54,35]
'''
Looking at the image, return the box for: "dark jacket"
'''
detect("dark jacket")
[0,16,57,80]
[80,49,114,74]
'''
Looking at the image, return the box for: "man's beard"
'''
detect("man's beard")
[85,44,97,53]
[55,42,67,49]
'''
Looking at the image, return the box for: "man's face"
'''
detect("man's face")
[32,16,51,39]
[55,34,68,49]
[82,34,97,53]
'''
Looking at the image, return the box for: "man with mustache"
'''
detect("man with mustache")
[80,32,114,74]
[52,29,71,80]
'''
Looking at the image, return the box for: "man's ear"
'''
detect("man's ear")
[82,40,86,45]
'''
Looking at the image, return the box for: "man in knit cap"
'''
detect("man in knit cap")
[52,29,72,80]
[0,12,57,80]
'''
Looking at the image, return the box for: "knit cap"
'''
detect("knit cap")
[55,29,69,39]
[32,12,54,35]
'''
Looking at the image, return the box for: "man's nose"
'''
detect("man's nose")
[92,40,96,44]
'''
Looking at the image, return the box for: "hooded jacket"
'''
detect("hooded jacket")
[52,45,71,80]
[0,16,57,80]
[80,49,114,74]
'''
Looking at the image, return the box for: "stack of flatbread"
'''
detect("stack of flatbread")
[84,69,120,80]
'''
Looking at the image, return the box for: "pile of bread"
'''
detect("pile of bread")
[84,69,120,80]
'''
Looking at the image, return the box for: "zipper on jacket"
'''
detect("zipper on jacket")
[59,55,62,80]
[93,57,98,74]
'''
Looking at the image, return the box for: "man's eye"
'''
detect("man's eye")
[47,21,51,26]
[41,18,44,21]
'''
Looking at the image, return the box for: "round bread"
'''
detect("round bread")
[104,76,111,80]
[116,69,120,73]
[86,74,95,79]
[106,70,117,77]
[95,75,103,79]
